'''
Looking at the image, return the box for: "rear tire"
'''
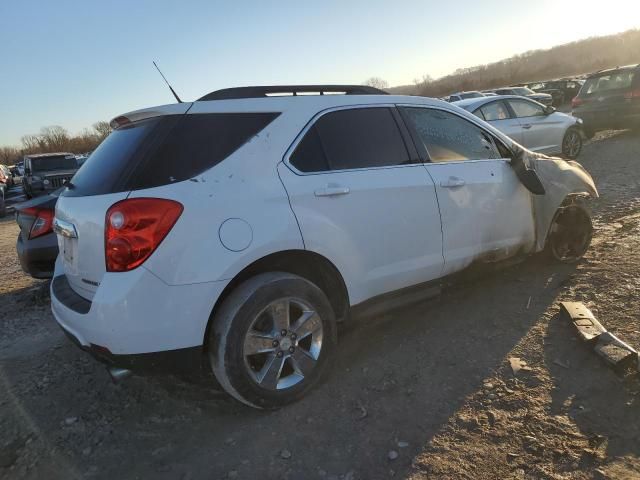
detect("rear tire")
[209,272,337,409]
[562,127,583,159]
[544,200,593,264]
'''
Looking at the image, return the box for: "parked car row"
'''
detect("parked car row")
[36,84,597,408]
[454,95,583,158]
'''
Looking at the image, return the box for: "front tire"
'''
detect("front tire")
[562,127,583,159]
[544,201,593,264]
[209,272,337,409]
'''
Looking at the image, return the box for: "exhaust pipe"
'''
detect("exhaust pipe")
[108,367,132,383]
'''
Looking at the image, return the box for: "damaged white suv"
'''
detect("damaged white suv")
[51,85,597,408]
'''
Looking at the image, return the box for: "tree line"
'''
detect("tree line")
[383,28,640,97]
[0,121,111,166]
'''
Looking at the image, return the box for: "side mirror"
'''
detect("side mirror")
[519,169,546,195]
[544,105,556,115]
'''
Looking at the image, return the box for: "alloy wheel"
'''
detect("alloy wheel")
[243,298,323,390]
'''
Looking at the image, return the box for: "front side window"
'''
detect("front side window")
[478,101,511,121]
[290,107,411,172]
[508,99,545,118]
[402,107,500,162]
[583,72,635,95]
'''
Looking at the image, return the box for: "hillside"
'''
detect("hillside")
[389,28,640,97]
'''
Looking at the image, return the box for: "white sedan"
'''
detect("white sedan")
[454,95,584,159]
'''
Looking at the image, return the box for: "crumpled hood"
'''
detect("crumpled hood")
[520,149,598,250]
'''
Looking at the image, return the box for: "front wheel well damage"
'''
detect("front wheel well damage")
[202,250,350,354]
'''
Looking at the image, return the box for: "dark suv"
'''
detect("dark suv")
[23,153,79,198]
[572,64,640,137]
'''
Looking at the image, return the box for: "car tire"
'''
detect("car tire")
[561,127,583,159]
[209,272,337,409]
[544,200,593,264]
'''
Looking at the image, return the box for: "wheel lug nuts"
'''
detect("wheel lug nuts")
[289,347,295,353]
[272,340,279,347]
[281,330,287,336]
[290,333,297,340]
[277,351,284,358]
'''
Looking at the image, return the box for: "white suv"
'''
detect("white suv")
[51,85,597,408]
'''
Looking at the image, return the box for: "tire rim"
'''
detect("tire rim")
[563,131,581,158]
[549,206,592,262]
[243,298,323,391]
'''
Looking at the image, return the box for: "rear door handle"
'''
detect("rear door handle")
[314,186,350,197]
[440,176,466,188]
[521,124,532,129]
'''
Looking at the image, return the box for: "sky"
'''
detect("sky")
[1,0,639,147]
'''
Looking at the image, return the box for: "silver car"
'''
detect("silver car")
[453,95,584,159]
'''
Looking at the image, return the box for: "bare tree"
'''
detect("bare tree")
[93,121,112,141]
[363,77,389,90]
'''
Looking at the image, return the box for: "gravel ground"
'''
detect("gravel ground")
[1,129,640,480]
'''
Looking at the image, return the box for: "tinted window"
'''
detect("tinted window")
[508,99,544,118]
[290,126,329,172]
[65,113,279,196]
[133,112,280,190]
[31,156,78,171]
[403,107,500,162]
[478,101,511,121]
[66,117,167,196]
[583,71,635,95]
[291,108,411,172]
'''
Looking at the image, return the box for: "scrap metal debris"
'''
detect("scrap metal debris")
[560,302,639,373]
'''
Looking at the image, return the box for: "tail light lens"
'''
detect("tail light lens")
[624,89,640,100]
[105,198,183,272]
[21,207,54,239]
[571,96,584,108]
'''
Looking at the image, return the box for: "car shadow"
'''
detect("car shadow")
[1,256,577,480]
[545,311,640,463]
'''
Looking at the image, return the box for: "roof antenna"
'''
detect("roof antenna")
[153,61,183,103]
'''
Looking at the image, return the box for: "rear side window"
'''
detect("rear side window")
[65,113,279,196]
[508,99,545,118]
[402,107,500,162]
[132,113,279,190]
[290,107,410,172]
[477,101,511,121]
[583,71,635,95]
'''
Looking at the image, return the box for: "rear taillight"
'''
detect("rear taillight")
[571,96,584,108]
[21,207,54,239]
[624,89,640,100]
[105,198,183,272]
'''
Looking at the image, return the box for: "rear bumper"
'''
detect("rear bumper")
[50,257,228,370]
[58,321,203,373]
[16,232,57,279]
[573,108,640,131]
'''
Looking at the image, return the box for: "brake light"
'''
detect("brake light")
[624,89,640,99]
[21,207,54,239]
[109,115,131,129]
[571,96,584,108]
[105,198,183,272]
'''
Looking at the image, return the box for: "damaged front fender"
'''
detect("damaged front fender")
[513,149,599,251]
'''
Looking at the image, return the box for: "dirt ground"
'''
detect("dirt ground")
[2,130,640,480]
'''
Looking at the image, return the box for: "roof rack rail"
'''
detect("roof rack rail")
[198,85,388,101]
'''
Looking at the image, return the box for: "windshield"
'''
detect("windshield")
[30,156,78,171]
[460,92,484,99]
[511,87,535,96]
[583,71,635,95]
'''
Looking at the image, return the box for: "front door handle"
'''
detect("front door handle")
[521,124,532,129]
[314,185,350,197]
[440,176,466,188]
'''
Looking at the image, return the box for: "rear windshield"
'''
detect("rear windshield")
[64,112,279,197]
[582,71,636,95]
[31,156,78,171]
